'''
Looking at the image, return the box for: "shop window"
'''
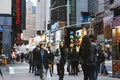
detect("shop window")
[114,7,120,17]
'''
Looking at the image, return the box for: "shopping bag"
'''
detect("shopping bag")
[46,69,51,80]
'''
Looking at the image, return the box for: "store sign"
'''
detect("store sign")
[51,22,59,32]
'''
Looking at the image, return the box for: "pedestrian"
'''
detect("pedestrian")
[100,47,108,76]
[71,46,79,75]
[54,48,60,75]
[36,43,50,80]
[11,49,17,64]
[33,45,40,75]
[107,47,112,60]
[96,43,104,77]
[48,49,54,76]
[67,47,73,75]
[58,41,67,80]
[16,54,20,62]
[79,35,98,80]
[20,52,25,63]
[27,51,34,73]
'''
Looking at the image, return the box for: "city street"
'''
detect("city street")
[0,60,120,80]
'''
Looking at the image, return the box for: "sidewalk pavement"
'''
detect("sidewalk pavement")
[0,62,120,80]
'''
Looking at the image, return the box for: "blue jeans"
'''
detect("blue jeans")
[82,63,97,80]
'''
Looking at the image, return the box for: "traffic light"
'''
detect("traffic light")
[70,31,74,39]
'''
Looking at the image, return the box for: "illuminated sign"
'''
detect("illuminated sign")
[15,0,21,26]
[12,0,26,31]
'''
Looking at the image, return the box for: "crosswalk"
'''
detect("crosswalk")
[9,63,29,74]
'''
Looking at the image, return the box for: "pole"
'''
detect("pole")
[50,5,67,11]
[67,0,70,26]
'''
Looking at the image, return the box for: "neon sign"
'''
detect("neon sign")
[16,0,21,26]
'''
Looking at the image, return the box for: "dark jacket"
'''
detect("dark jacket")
[33,47,39,62]
[70,48,79,62]
[96,44,105,63]
[80,42,98,64]
[27,52,33,64]
[36,49,49,69]
[59,47,67,62]
[48,52,54,64]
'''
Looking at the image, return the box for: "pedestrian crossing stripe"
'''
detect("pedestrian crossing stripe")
[9,66,29,74]
[9,67,15,74]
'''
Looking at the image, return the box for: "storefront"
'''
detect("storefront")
[112,16,120,77]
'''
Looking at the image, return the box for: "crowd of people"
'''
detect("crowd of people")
[10,34,111,80]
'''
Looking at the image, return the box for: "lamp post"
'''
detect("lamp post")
[67,0,70,26]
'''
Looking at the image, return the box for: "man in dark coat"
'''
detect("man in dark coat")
[33,45,40,75]
[27,51,34,73]
[36,43,50,80]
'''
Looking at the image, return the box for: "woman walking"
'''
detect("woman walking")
[58,41,67,80]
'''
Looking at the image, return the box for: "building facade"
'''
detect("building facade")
[76,0,88,27]
[23,0,36,40]
[88,0,120,77]
[111,0,120,77]
[50,0,67,24]
[88,0,113,44]
[36,0,47,34]
[50,0,67,48]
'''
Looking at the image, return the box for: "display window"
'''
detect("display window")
[112,27,120,77]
